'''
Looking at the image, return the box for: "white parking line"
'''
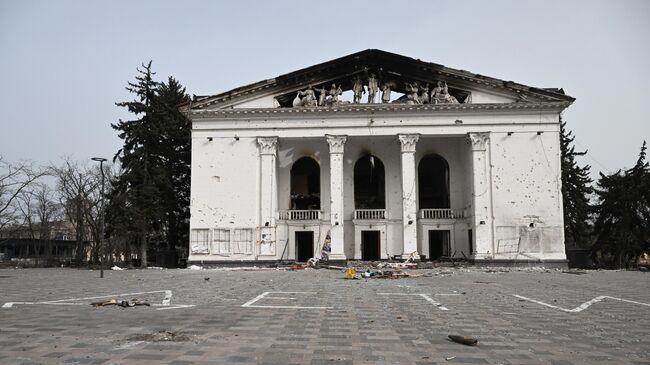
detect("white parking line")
[513,294,650,313]
[378,293,450,311]
[241,291,334,309]
[2,290,194,310]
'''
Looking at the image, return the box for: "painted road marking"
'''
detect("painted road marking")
[2,290,194,311]
[513,294,650,313]
[242,291,335,309]
[378,293,450,311]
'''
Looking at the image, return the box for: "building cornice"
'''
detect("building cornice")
[187,101,571,120]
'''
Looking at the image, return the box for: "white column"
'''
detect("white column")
[257,137,278,257]
[467,133,493,259]
[326,135,347,261]
[398,134,420,256]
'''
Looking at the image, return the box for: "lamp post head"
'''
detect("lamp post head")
[91,157,108,163]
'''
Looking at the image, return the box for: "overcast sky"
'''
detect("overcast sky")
[1,0,648,179]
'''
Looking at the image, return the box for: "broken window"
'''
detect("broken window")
[190,229,209,254]
[418,154,450,209]
[290,157,320,210]
[354,155,386,209]
[232,228,253,254]
[212,229,230,255]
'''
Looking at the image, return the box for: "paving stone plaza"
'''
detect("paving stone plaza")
[0,267,648,365]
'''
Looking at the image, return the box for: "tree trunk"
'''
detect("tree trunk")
[76,196,84,265]
[124,238,131,266]
[140,231,147,268]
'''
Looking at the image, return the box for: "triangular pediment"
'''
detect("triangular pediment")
[188,49,574,111]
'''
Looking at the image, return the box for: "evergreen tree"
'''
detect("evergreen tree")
[151,77,191,254]
[109,63,191,267]
[592,141,650,268]
[560,118,593,247]
[111,62,164,267]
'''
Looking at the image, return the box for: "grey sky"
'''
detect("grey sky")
[1,0,648,179]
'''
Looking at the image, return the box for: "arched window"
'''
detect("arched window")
[354,155,385,209]
[418,154,450,209]
[290,157,320,210]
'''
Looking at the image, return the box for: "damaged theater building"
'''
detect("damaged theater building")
[184,49,574,266]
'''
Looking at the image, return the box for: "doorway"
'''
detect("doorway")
[361,230,380,260]
[295,231,314,262]
[428,230,450,260]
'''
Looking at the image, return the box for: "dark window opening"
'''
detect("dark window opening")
[468,229,473,254]
[361,230,380,260]
[290,157,320,210]
[418,154,450,209]
[354,155,386,209]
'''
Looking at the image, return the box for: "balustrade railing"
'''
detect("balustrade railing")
[354,209,387,220]
[278,210,322,221]
[419,209,464,219]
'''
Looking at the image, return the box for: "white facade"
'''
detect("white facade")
[186,50,574,265]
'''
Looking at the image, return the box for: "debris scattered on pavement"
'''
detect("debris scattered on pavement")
[343,267,421,280]
[448,335,478,346]
[188,265,203,270]
[562,270,587,275]
[127,330,193,342]
[445,356,457,361]
[91,299,151,308]
[111,266,124,271]
[344,268,358,280]
[204,277,210,281]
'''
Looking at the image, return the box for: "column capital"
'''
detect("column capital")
[466,132,489,151]
[398,134,420,153]
[326,134,347,154]
[257,137,278,155]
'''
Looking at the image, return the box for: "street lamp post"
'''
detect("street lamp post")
[91,157,108,278]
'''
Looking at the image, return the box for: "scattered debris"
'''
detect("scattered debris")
[448,335,478,346]
[126,330,193,342]
[343,267,421,280]
[204,277,210,281]
[91,299,151,308]
[344,268,358,280]
[188,265,203,270]
[111,266,124,271]
[445,356,457,361]
[562,270,587,275]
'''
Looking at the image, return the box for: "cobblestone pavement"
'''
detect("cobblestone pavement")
[0,267,648,365]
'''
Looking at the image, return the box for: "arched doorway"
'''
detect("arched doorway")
[418,154,450,209]
[290,157,320,210]
[354,155,386,209]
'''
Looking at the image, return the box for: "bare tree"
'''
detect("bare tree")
[52,158,94,265]
[52,158,112,266]
[15,187,38,265]
[34,183,62,264]
[0,157,45,233]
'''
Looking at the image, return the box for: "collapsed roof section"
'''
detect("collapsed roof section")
[185,49,574,112]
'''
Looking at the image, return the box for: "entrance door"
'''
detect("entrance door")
[361,230,380,260]
[295,231,314,262]
[428,230,450,260]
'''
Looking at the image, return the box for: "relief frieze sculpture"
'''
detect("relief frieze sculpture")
[291,75,469,107]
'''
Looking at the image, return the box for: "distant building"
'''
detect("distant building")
[184,50,574,266]
[0,220,86,266]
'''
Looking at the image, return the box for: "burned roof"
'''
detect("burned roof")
[186,49,574,110]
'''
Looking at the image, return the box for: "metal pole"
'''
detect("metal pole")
[92,157,107,279]
[99,161,105,278]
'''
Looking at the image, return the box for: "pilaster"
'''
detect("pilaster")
[326,134,347,260]
[466,132,493,259]
[257,137,278,257]
[398,133,420,256]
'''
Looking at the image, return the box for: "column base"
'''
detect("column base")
[401,251,421,262]
[328,253,347,261]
